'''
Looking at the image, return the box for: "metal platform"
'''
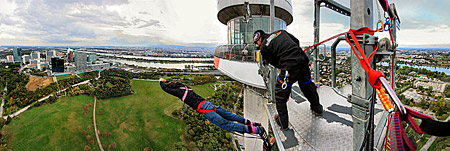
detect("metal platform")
[266,84,386,151]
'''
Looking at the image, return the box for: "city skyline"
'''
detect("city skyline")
[1,0,450,47]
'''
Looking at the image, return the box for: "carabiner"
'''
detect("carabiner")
[376,20,384,32]
[384,17,392,31]
[282,82,287,89]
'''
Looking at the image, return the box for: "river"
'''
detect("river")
[97,53,213,61]
[381,62,450,75]
[100,58,214,69]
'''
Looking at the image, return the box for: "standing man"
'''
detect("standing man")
[253,30,323,130]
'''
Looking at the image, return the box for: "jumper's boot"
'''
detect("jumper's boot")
[274,114,288,130]
[257,126,275,151]
[244,119,262,127]
[310,104,323,115]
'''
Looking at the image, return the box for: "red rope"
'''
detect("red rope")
[303,31,348,52]
[302,27,385,89]
[344,27,384,89]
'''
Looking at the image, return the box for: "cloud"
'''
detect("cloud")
[1,0,450,47]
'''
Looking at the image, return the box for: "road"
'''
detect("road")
[420,115,450,151]
[93,97,104,151]
[412,77,450,85]
[0,83,7,117]
[3,79,91,120]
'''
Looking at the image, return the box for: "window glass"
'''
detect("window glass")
[226,16,286,45]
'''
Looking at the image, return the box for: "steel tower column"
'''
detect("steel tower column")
[313,0,321,84]
[349,0,374,150]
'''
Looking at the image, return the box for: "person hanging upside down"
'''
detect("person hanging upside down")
[159,78,272,145]
[253,30,323,130]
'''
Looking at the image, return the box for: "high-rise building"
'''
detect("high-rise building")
[30,60,41,70]
[67,49,74,62]
[46,50,55,62]
[6,55,14,63]
[51,57,65,72]
[13,48,22,62]
[22,55,31,64]
[74,51,87,71]
[87,52,97,62]
[31,52,40,60]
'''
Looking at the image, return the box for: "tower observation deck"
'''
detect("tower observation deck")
[214,0,293,89]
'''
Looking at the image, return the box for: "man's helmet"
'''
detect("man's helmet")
[253,30,267,50]
[253,30,266,44]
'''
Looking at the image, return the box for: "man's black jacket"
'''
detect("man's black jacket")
[160,81,204,109]
[260,30,309,71]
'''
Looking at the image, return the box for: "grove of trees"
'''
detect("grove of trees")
[171,82,243,150]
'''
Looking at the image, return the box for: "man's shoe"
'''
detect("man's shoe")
[274,114,288,130]
[310,104,323,115]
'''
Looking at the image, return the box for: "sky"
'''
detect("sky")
[0,0,449,47]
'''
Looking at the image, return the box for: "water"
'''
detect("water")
[101,58,213,69]
[381,62,450,75]
[98,53,213,61]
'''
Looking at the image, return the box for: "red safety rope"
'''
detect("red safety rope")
[344,27,384,89]
[303,31,348,52]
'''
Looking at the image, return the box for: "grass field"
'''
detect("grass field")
[9,95,99,151]
[56,75,75,81]
[9,80,216,150]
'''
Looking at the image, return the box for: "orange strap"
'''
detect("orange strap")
[196,100,216,113]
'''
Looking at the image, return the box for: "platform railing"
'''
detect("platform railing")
[214,44,257,62]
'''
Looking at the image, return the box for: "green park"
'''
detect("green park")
[7,79,217,150]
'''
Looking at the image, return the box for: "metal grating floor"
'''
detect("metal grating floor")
[266,84,386,151]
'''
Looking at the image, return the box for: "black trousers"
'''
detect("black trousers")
[275,67,320,128]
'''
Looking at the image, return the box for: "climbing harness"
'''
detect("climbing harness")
[196,100,217,113]
[179,86,192,102]
[179,86,192,112]
[277,70,292,89]
[299,78,312,85]
[180,86,216,113]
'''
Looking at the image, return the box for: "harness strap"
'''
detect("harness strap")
[196,100,216,113]
[299,78,312,85]
[277,76,292,87]
[179,86,192,102]
[389,111,405,151]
